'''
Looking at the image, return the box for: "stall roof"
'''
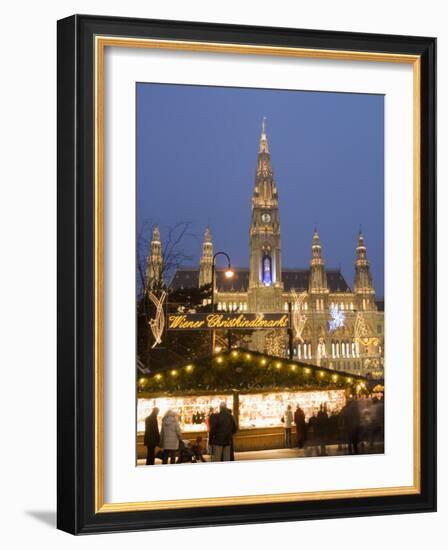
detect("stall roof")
[138,348,367,395]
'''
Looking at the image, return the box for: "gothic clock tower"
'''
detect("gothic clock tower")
[248,119,284,312]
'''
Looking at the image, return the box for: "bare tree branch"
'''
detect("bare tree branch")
[136,219,198,295]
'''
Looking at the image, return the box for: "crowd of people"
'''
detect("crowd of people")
[282,396,384,456]
[143,396,384,465]
[144,401,236,465]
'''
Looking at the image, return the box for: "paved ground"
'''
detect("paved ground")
[137,442,384,466]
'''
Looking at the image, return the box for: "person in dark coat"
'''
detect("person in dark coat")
[144,407,160,465]
[345,398,361,454]
[210,402,237,461]
[205,407,215,455]
[316,404,329,456]
[226,406,236,461]
[294,404,306,448]
[305,413,318,456]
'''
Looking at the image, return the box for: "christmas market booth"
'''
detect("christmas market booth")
[137,348,368,457]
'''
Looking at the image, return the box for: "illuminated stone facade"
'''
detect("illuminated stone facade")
[149,122,384,378]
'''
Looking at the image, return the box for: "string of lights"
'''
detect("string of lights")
[138,348,367,394]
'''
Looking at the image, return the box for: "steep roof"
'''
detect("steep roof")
[170,267,351,293]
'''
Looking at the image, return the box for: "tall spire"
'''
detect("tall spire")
[248,119,283,307]
[146,225,163,290]
[199,225,213,288]
[309,229,328,293]
[259,116,269,153]
[252,117,277,209]
[354,231,375,307]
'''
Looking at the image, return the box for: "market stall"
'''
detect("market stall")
[137,348,367,456]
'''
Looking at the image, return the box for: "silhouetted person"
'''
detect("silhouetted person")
[337,405,348,451]
[283,404,293,448]
[210,402,237,461]
[205,407,214,455]
[294,404,306,448]
[144,407,160,465]
[316,404,329,456]
[226,406,236,460]
[345,399,361,454]
[305,413,318,456]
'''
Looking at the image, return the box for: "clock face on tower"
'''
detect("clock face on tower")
[261,212,271,223]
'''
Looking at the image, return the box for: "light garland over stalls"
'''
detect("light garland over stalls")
[138,348,367,393]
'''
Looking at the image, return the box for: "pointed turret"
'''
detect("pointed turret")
[354,231,376,309]
[199,226,213,288]
[309,229,328,293]
[146,225,163,290]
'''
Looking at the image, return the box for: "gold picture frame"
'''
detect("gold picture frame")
[57,15,436,534]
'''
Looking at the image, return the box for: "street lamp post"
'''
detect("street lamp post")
[210,251,234,355]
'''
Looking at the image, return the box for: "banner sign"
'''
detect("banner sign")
[167,312,290,330]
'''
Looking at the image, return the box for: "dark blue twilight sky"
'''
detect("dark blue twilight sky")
[136,83,384,298]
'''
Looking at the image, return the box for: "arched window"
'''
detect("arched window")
[262,254,272,286]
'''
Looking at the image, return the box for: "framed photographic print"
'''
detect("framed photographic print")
[57,15,436,534]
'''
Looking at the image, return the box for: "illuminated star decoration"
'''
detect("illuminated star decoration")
[328,305,345,332]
